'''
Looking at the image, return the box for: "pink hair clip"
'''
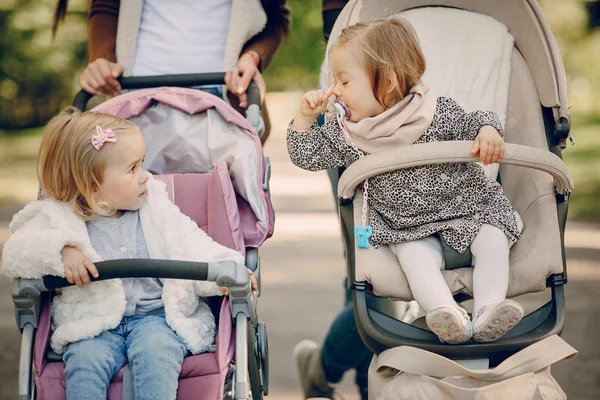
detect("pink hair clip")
[91,125,117,150]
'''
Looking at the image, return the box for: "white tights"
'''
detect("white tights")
[389,224,510,315]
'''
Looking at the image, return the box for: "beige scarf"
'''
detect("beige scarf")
[342,83,437,154]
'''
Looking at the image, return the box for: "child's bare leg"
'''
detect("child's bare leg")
[471,224,523,342]
[390,236,471,343]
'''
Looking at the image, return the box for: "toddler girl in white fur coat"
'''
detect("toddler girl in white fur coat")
[2,107,255,400]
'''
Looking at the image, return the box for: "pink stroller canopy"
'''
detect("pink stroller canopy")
[92,87,274,247]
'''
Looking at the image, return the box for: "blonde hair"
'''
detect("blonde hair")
[332,17,426,109]
[37,107,138,220]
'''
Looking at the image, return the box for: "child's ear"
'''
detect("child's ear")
[91,185,101,200]
[386,73,400,94]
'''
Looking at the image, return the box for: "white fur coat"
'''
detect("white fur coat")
[2,174,245,355]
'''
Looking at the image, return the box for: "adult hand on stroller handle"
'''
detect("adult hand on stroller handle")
[225,51,265,108]
[72,73,262,112]
[337,141,574,199]
[40,258,250,291]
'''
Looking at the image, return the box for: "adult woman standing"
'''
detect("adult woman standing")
[54,0,290,142]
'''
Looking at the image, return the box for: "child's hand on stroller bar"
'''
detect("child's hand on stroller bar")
[60,246,99,288]
[472,125,505,165]
[79,58,124,97]
[219,269,258,295]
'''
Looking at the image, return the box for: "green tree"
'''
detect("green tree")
[540,0,600,117]
[0,0,87,131]
[263,0,324,91]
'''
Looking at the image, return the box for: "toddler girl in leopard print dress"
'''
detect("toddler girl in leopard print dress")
[286,17,524,344]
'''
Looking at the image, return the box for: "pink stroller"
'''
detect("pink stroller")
[11,75,274,400]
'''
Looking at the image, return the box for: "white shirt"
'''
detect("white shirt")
[132,0,233,76]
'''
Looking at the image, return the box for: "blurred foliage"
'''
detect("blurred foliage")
[0,0,327,131]
[0,0,87,131]
[0,0,599,127]
[263,0,324,92]
[0,0,599,219]
[540,0,600,117]
[538,0,600,221]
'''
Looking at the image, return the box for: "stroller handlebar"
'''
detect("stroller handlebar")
[119,73,229,89]
[36,259,248,291]
[72,72,262,113]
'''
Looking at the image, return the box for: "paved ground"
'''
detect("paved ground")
[0,92,599,399]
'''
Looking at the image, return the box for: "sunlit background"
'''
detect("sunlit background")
[0,1,599,399]
[1,0,599,220]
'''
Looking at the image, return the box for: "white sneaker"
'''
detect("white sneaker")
[426,306,473,344]
[472,300,524,343]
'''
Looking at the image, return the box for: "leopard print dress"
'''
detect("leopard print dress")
[287,96,521,253]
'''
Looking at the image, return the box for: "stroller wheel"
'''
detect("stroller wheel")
[257,322,269,395]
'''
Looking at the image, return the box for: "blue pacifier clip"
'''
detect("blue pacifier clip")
[354,226,372,249]
[334,97,370,249]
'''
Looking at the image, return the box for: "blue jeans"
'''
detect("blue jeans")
[193,85,224,99]
[321,280,372,400]
[63,313,188,400]
[320,114,372,399]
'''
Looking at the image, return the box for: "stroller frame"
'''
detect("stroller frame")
[13,259,266,400]
[339,123,570,366]
[340,194,567,365]
[331,0,574,367]
[11,74,269,400]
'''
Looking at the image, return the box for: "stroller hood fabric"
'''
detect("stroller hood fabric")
[91,87,274,248]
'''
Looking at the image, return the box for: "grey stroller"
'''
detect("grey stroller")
[321,0,575,379]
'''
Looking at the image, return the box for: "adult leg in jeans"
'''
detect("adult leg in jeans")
[322,279,372,399]
[294,284,371,400]
[323,168,371,397]
[293,160,371,400]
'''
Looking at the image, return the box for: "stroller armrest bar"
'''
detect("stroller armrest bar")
[39,259,245,291]
[338,141,574,199]
[12,259,254,321]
